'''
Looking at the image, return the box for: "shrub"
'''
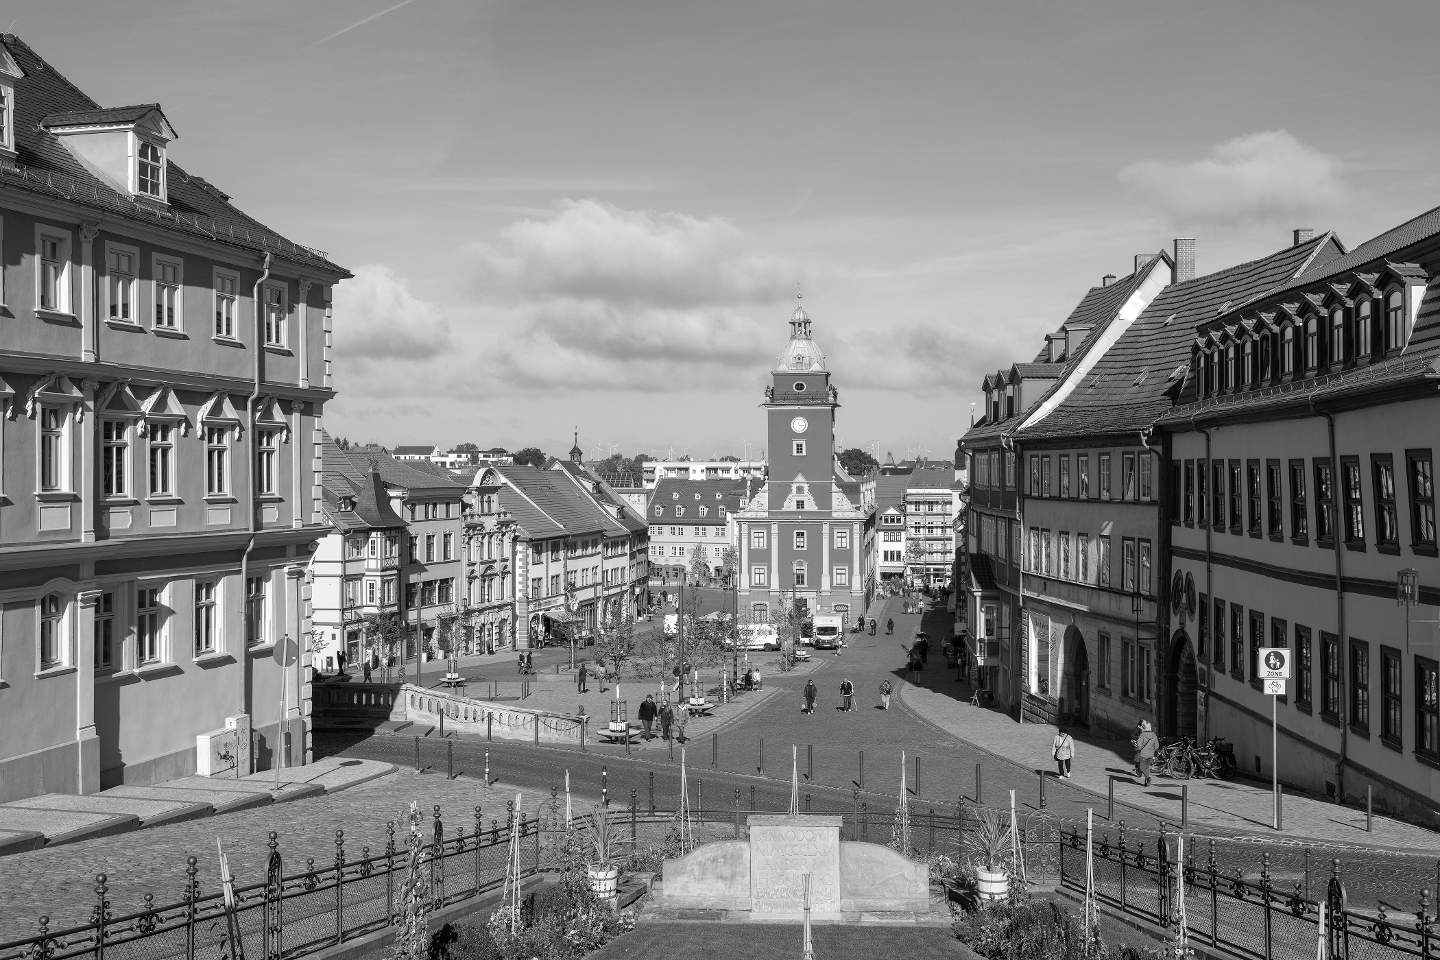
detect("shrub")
[952,893,1089,960]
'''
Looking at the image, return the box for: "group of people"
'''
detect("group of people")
[800,677,891,712]
[636,694,688,742]
[1049,719,1159,786]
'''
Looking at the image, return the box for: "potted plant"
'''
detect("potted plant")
[585,805,625,900]
[964,807,1012,901]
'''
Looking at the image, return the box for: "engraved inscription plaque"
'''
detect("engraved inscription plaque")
[748,815,841,918]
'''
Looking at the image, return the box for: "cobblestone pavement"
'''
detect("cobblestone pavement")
[0,771,574,944]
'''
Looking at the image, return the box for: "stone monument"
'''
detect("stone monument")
[659,814,929,917]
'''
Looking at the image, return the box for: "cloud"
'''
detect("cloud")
[1119,130,1345,226]
[332,264,452,362]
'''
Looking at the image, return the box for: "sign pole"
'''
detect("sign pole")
[1272,692,1278,830]
[1259,646,1290,832]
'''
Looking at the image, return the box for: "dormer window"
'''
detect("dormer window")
[1356,300,1373,360]
[1005,384,1015,418]
[1329,308,1345,367]
[671,492,679,500]
[1304,317,1319,369]
[1281,325,1295,376]
[43,104,177,203]
[0,85,12,153]
[1239,339,1252,387]
[1385,290,1405,352]
[138,141,163,197]
[699,506,708,517]
[676,506,685,517]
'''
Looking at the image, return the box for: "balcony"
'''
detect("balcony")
[365,556,401,572]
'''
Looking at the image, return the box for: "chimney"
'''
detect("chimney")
[1293,227,1315,247]
[1174,238,1196,283]
[1101,274,1116,287]
[1135,253,1156,274]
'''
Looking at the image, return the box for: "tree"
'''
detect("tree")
[838,447,879,477]
[453,442,479,452]
[594,602,637,683]
[334,436,352,451]
[363,611,406,683]
[905,538,928,591]
[719,546,738,586]
[718,455,740,462]
[512,447,548,469]
[687,544,710,586]
[771,589,807,673]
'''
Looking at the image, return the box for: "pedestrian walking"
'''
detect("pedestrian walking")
[675,703,688,743]
[659,699,675,741]
[1052,725,1075,779]
[804,679,817,713]
[638,695,657,739]
[918,637,928,666]
[336,650,347,675]
[840,677,854,712]
[868,618,876,636]
[1132,720,1158,787]
[886,618,894,635]
[753,665,763,690]
[577,661,588,693]
[362,659,372,683]
[879,678,892,710]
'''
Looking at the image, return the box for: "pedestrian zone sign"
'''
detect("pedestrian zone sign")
[1258,647,1290,680]
[1263,678,1286,696]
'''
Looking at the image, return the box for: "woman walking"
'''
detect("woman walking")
[879,678,892,710]
[1052,725,1075,779]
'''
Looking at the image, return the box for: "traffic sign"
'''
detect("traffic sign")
[1263,678,1285,696]
[1258,647,1290,680]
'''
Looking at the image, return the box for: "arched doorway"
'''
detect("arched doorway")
[1061,625,1089,727]
[1165,631,1199,740]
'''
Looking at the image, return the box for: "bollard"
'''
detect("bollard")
[582,717,587,753]
[533,715,539,746]
[447,740,453,780]
[440,709,445,739]
[805,792,811,812]
[859,750,865,789]
[750,784,756,810]
[713,733,718,769]
[808,744,813,781]
[1039,769,1046,809]
[649,772,655,814]
[759,738,764,775]
[414,736,421,772]
[485,750,490,786]
[915,755,921,798]
[1277,783,1284,831]
[698,778,703,813]
[1181,784,1187,831]
[1107,776,1114,821]
[1366,785,1373,832]
[487,713,493,742]
[975,762,982,805]
[602,766,608,807]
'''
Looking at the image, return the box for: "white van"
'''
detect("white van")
[736,624,779,651]
[812,615,843,649]
[663,613,679,637]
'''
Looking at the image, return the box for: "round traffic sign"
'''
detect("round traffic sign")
[272,634,298,667]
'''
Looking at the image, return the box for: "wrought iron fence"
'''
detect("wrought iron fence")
[1057,821,1440,960]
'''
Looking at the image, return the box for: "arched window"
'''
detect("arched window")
[1305,317,1319,370]
[1386,290,1405,351]
[1330,308,1346,366]
[39,593,63,668]
[1223,345,1235,390]
[1240,339,1253,387]
[1259,333,1272,381]
[1281,324,1295,375]
[793,560,808,588]
[1356,300,1373,359]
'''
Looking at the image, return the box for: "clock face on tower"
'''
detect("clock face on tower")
[790,416,809,434]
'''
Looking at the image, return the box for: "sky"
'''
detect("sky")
[14,0,1440,462]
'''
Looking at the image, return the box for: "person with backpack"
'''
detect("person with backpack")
[1132,720,1159,787]
[804,679,817,714]
[1052,725,1075,779]
[840,678,855,712]
[879,678,892,710]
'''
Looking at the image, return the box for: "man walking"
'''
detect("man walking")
[577,660,588,694]
[639,695,657,739]
[886,618,894,635]
[1132,720,1158,787]
[879,678,892,710]
[804,679,817,714]
[675,702,688,744]
[840,677,854,712]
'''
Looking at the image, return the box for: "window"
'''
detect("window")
[152,257,182,330]
[95,592,115,669]
[1059,532,1070,580]
[1266,460,1282,537]
[149,423,174,497]
[425,534,436,563]
[1097,535,1110,588]
[1350,639,1370,733]
[438,579,453,604]
[263,284,286,347]
[653,507,662,517]
[1077,534,1089,583]
[1321,632,1340,720]
[1305,317,1319,369]
[834,528,849,549]
[1356,300,1373,360]
[1059,456,1070,498]
[1212,598,1225,670]
[751,566,767,587]
[1078,455,1089,498]
[1385,290,1405,352]
[39,593,63,668]
[1122,538,1135,592]
[138,586,162,663]
[1382,646,1402,746]
[205,426,229,496]
[1197,458,1207,526]
[1281,324,1295,375]
[443,532,453,561]
[1296,626,1312,710]
[1005,451,1016,488]
[1329,308,1345,366]
[1029,455,1040,496]
[1249,610,1265,688]
[1197,593,1208,660]
[38,233,67,312]
[675,507,684,518]
[1315,459,1334,543]
[215,271,238,338]
[1418,656,1440,760]
[1041,456,1051,497]
[1289,460,1308,541]
[833,566,849,587]
[1373,455,1398,549]
[1342,457,1365,544]
[245,576,266,646]
[792,440,806,457]
[40,406,68,492]
[1099,454,1112,500]
[1042,529,1052,577]
[102,420,129,498]
[195,580,217,655]
[137,141,163,196]
[1123,453,1136,500]
[1170,462,1180,519]
[1184,460,1195,524]
[1141,645,1152,702]
[1098,633,1111,689]
[1241,338,1253,386]
[1230,604,1245,680]
[530,576,542,598]
[794,531,806,550]
[1122,639,1136,698]
[108,247,136,322]
[751,602,770,623]
[256,429,278,496]
[1408,451,1435,549]
[1139,539,1152,595]
[1247,461,1261,536]
[1228,460,1242,533]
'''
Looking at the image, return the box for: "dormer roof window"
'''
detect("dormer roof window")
[0,44,23,158]
[42,103,177,203]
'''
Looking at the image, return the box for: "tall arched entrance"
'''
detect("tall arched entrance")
[1062,625,1089,727]
[1165,631,1199,740]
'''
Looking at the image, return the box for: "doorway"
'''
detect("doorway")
[1072,637,1090,727]
[1165,632,1199,740]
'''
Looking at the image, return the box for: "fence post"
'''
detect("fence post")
[447,741,453,780]
[268,831,286,958]
[385,823,395,927]
[1209,841,1218,947]
[976,762,982,804]
[431,806,445,907]
[713,732,718,769]
[1038,769,1046,809]
[474,806,483,895]
[1118,822,1128,913]
[649,771,655,814]
[414,735,421,772]
[1261,852,1273,960]
[94,873,108,960]
[630,789,638,844]
[334,830,346,943]
[184,856,198,960]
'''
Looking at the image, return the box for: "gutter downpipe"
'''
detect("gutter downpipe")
[240,253,274,747]
[1141,426,1164,731]
[1002,432,1022,722]
[1190,416,1213,741]
[1311,392,1348,802]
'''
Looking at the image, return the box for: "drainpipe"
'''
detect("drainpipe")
[1191,417,1213,741]
[1141,426,1166,731]
[1002,432,1022,720]
[239,253,274,731]
[1311,393,1348,802]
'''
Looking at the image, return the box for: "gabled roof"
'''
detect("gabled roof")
[0,34,346,275]
[42,103,175,135]
[392,445,438,456]
[1016,234,1342,441]
[318,433,406,531]
[553,460,648,534]
[649,478,748,525]
[874,475,910,512]
[905,468,956,491]
[493,464,608,538]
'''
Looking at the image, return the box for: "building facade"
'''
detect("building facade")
[904,468,963,588]
[0,35,350,799]
[735,302,869,626]
[642,459,765,488]
[646,478,745,582]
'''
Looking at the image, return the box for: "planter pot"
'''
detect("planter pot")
[588,865,620,899]
[975,867,1009,901]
